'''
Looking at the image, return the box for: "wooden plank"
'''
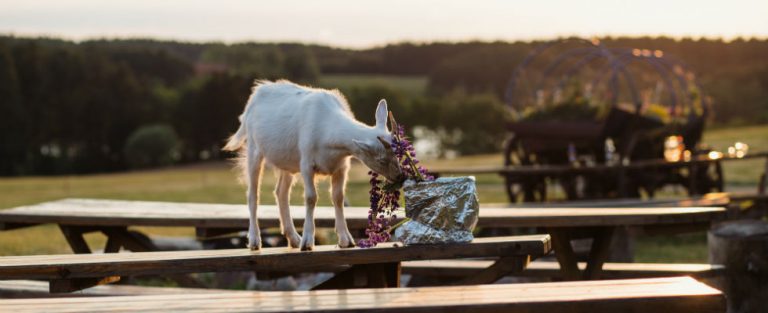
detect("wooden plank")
[0,235,550,281]
[430,151,768,176]
[98,227,206,289]
[49,276,120,293]
[0,280,239,298]
[486,195,728,208]
[0,198,726,229]
[0,277,725,313]
[0,222,36,231]
[454,255,528,285]
[313,262,400,290]
[548,228,580,281]
[58,226,92,254]
[402,260,725,279]
[583,227,615,280]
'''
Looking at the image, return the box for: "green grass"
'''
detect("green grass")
[0,124,765,261]
[318,74,428,96]
[702,124,768,187]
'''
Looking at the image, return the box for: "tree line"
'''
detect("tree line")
[0,36,766,175]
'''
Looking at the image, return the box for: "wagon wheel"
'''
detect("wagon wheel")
[503,135,547,203]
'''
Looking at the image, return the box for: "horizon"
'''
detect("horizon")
[1,0,766,49]
[2,33,767,50]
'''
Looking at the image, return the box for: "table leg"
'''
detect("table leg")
[313,262,401,289]
[583,227,615,280]
[547,228,580,281]
[455,255,529,285]
[59,225,93,254]
[100,227,206,289]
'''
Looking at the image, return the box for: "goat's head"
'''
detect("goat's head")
[352,99,405,182]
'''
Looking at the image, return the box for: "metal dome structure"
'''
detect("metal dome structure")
[499,38,717,203]
[504,38,709,119]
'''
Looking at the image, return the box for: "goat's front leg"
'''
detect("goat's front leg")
[331,167,355,248]
[275,170,301,248]
[246,147,265,250]
[299,163,317,251]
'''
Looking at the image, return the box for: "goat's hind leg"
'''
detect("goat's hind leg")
[275,170,301,248]
[246,146,265,250]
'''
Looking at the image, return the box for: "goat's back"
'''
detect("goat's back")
[240,80,357,173]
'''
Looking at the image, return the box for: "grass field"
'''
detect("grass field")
[0,124,765,261]
[317,74,428,96]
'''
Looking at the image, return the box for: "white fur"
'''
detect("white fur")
[224,80,401,250]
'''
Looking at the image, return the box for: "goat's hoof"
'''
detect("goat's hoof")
[299,237,314,251]
[248,243,261,251]
[337,230,356,248]
[287,233,301,248]
[338,241,355,249]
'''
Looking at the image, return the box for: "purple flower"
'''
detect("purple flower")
[358,121,435,248]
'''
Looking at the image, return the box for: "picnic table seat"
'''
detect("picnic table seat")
[0,198,726,282]
[403,260,724,281]
[0,235,550,293]
[0,277,725,312]
[0,280,232,298]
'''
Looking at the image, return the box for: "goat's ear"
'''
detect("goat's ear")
[377,136,392,150]
[375,99,388,130]
[352,139,371,154]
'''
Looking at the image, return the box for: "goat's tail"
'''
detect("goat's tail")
[223,119,247,152]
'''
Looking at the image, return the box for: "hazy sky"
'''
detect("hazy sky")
[1,0,766,48]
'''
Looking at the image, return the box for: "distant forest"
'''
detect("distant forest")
[1,36,767,175]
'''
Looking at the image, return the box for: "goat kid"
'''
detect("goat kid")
[223,80,403,251]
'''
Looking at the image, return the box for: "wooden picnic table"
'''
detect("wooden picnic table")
[432,151,768,201]
[0,277,725,313]
[0,235,550,293]
[0,198,726,281]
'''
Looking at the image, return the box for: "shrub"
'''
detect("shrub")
[123,124,179,168]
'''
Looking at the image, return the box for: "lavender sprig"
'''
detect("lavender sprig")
[358,113,434,248]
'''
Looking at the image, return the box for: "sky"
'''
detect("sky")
[1,0,766,48]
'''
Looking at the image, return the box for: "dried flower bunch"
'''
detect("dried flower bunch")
[358,113,434,248]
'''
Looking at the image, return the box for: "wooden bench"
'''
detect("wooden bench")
[0,280,232,298]
[0,235,550,293]
[0,199,725,281]
[483,192,731,208]
[0,277,725,312]
[403,260,724,281]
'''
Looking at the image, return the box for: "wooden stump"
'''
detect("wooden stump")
[709,220,768,313]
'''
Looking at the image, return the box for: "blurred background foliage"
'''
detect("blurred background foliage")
[1,36,767,175]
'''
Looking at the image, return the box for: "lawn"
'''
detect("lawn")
[317,74,428,97]
[0,124,765,261]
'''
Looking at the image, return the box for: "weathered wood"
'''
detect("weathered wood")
[58,225,92,254]
[430,151,768,176]
[454,255,528,285]
[313,262,400,290]
[0,235,550,281]
[99,227,206,288]
[402,260,725,279]
[49,276,120,293]
[583,227,615,280]
[0,198,726,230]
[0,277,725,313]
[103,236,122,253]
[196,227,242,239]
[709,220,768,313]
[485,192,730,208]
[548,228,581,280]
[0,222,36,231]
[0,280,236,298]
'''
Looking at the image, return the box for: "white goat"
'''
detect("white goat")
[223,80,403,251]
